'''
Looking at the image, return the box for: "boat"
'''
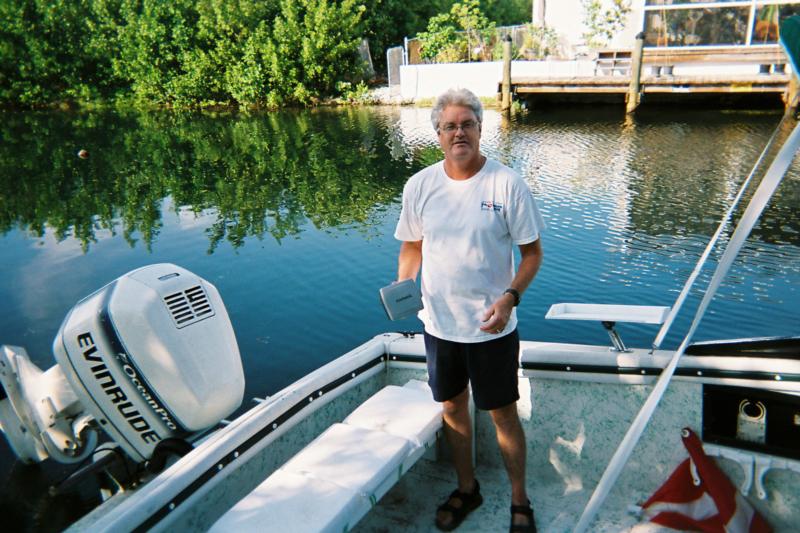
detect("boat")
[1,16,799,533]
[2,271,798,532]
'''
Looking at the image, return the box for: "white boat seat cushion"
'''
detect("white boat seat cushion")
[343,383,442,447]
[282,422,411,494]
[210,382,443,533]
[209,469,360,533]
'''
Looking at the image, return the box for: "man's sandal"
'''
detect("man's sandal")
[434,479,483,531]
[509,500,537,533]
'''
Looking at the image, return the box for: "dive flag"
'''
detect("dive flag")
[640,428,771,533]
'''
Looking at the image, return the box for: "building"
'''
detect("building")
[543,0,800,57]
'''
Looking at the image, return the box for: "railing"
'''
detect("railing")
[404,24,541,65]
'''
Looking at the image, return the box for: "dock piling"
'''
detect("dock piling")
[787,75,799,113]
[502,35,512,111]
[626,32,646,114]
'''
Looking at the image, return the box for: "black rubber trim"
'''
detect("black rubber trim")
[686,335,800,359]
[134,354,386,532]
[521,361,800,382]
[386,353,427,364]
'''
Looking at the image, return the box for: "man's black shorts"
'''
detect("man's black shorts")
[423,329,520,411]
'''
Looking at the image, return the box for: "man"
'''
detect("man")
[394,88,544,532]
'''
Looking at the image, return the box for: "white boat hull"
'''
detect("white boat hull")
[67,333,800,532]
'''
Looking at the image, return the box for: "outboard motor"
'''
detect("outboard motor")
[0,264,244,466]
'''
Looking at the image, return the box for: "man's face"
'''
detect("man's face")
[437,105,481,164]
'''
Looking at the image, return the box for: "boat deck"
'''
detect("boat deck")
[357,452,671,532]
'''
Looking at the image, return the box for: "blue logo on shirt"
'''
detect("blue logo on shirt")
[481,201,503,212]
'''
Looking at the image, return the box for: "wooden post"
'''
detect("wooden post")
[626,32,646,114]
[502,35,512,111]
[786,75,799,113]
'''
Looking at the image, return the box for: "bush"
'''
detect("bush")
[418,0,496,63]
[518,24,560,59]
[582,0,632,49]
[263,0,367,106]
[359,0,450,72]
[0,0,117,106]
[0,0,371,108]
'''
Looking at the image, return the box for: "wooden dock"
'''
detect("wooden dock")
[513,74,790,95]
[509,45,796,109]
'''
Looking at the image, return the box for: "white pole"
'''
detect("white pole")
[533,0,546,26]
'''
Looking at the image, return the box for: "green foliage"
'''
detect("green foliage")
[0,0,371,108]
[582,0,632,49]
[356,0,527,72]
[336,81,371,102]
[418,13,463,62]
[418,0,496,63]
[263,0,367,106]
[480,0,531,26]
[112,0,200,105]
[191,0,281,106]
[517,24,560,59]
[0,0,534,106]
[224,20,274,106]
[452,0,497,61]
[360,0,450,72]
[0,0,118,105]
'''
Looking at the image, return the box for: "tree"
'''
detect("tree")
[0,0,118,106]
[480,0,531,26]
[263,0,367,106]
[517,23,559,60]
[582,0,631,49]
[2,0,446,107]
[359,0,450,73]
[112,0,201,105]
[418,0,496,63]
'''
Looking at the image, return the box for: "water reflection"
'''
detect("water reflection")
[4,106,798,308]
[0,108,414,253]
[4,107,797,254]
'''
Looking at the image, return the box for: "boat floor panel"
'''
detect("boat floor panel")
[356,458,674,533]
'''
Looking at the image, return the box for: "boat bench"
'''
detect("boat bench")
[546,302,671,352]
[209,380,442,532]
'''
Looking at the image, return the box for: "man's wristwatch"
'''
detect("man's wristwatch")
[504,288,520,307]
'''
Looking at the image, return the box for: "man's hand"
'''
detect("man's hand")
[479,292,515,334]
[479,239,542,334]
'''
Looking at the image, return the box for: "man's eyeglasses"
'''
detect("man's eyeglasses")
[439,120,479,134]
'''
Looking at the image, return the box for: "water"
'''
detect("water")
[1,105,799,528]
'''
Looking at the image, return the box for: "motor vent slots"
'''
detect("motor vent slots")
[164,285,215,328]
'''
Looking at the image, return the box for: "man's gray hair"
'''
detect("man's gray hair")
[430,88,483,132]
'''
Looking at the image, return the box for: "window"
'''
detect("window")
[642,1,800,48]
[753,3,800,43]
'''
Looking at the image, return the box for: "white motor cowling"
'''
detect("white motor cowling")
[0,264,245,464]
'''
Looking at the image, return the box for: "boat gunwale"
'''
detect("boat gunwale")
[69,333,800,531]
[386,336,800,390]
[72,334,403,532]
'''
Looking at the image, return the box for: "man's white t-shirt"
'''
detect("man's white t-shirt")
[394,158,545,343]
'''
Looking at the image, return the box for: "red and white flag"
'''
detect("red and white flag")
[640,428,771,533]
